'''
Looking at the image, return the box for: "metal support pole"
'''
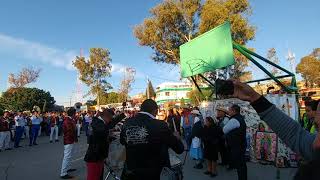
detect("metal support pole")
[233,43,293,93]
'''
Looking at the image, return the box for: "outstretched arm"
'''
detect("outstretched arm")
[252,96,316,161]
[232,80,317,161]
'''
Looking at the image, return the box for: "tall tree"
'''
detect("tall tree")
[310,48,320,59]
[146,79,156,99]
[296,55,320,87]
[73,48,112,107]
[118,67,136,102]
[266,48,280,76]
[0,87,55,111]
[8,67,41,88]
[134,0,255,80]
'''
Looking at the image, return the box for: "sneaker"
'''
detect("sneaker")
[33,143,38,145]
[29,144,32,146]
[204,171,211,175]
[60,174,74,179]
[55,140,59,142]
[50,141,53,143]
[67,169,76,173]
[5,148,12,150]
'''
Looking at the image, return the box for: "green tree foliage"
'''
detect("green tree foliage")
[266,48,280,76]
[296,55,320,87]
[134,0,255,80]
[99,92,121,105]
[73,48,112,106]
[0,104,4,116]
[0,87,55,111]
[8,67,41,88]
[187,89,213,106]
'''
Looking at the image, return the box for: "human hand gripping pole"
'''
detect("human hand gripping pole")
[230,79,261,103]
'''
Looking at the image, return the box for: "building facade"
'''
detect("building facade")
[155,82,192,105]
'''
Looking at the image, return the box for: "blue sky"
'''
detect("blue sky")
[0,0,319,106]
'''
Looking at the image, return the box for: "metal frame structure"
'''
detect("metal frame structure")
[191,42,298,96]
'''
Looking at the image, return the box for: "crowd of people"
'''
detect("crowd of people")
[1,80,320,180]
[0,110,91,151]
[161,104,247,179]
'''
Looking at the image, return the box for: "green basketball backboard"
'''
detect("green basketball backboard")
[180,22,235,78]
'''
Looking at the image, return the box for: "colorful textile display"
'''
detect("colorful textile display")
[199,94,299,167]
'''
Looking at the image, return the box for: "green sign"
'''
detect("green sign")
[180,22,235,78]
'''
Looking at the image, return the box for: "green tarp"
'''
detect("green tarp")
[180,22,235,78]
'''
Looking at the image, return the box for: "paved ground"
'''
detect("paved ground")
[0,134,297,180]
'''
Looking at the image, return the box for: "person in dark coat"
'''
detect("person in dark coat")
[120,99,184,180]
[84,109,125,180]
[167,109,181,135]
[223,105,247,180]
[202,117,223,177]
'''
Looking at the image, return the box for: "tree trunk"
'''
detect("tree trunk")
[97,93,100,110]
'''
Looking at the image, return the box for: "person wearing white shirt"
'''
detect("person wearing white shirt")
[14,111,25,148]
[23,114,30,139]
[29,111,42,146]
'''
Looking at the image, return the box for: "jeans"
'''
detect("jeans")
[85,122,89,136]
[0,131,10,150]
[60,144,75,176]
[183,127,192,150]
[23,126,30,138]
[14,126,24,147]
[30,124,40,145]
[50,125,59,141]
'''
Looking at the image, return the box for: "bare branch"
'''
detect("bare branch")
[8,67,41,88]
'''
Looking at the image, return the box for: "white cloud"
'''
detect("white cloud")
[0,33,77,70]
[0,33,146,79]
